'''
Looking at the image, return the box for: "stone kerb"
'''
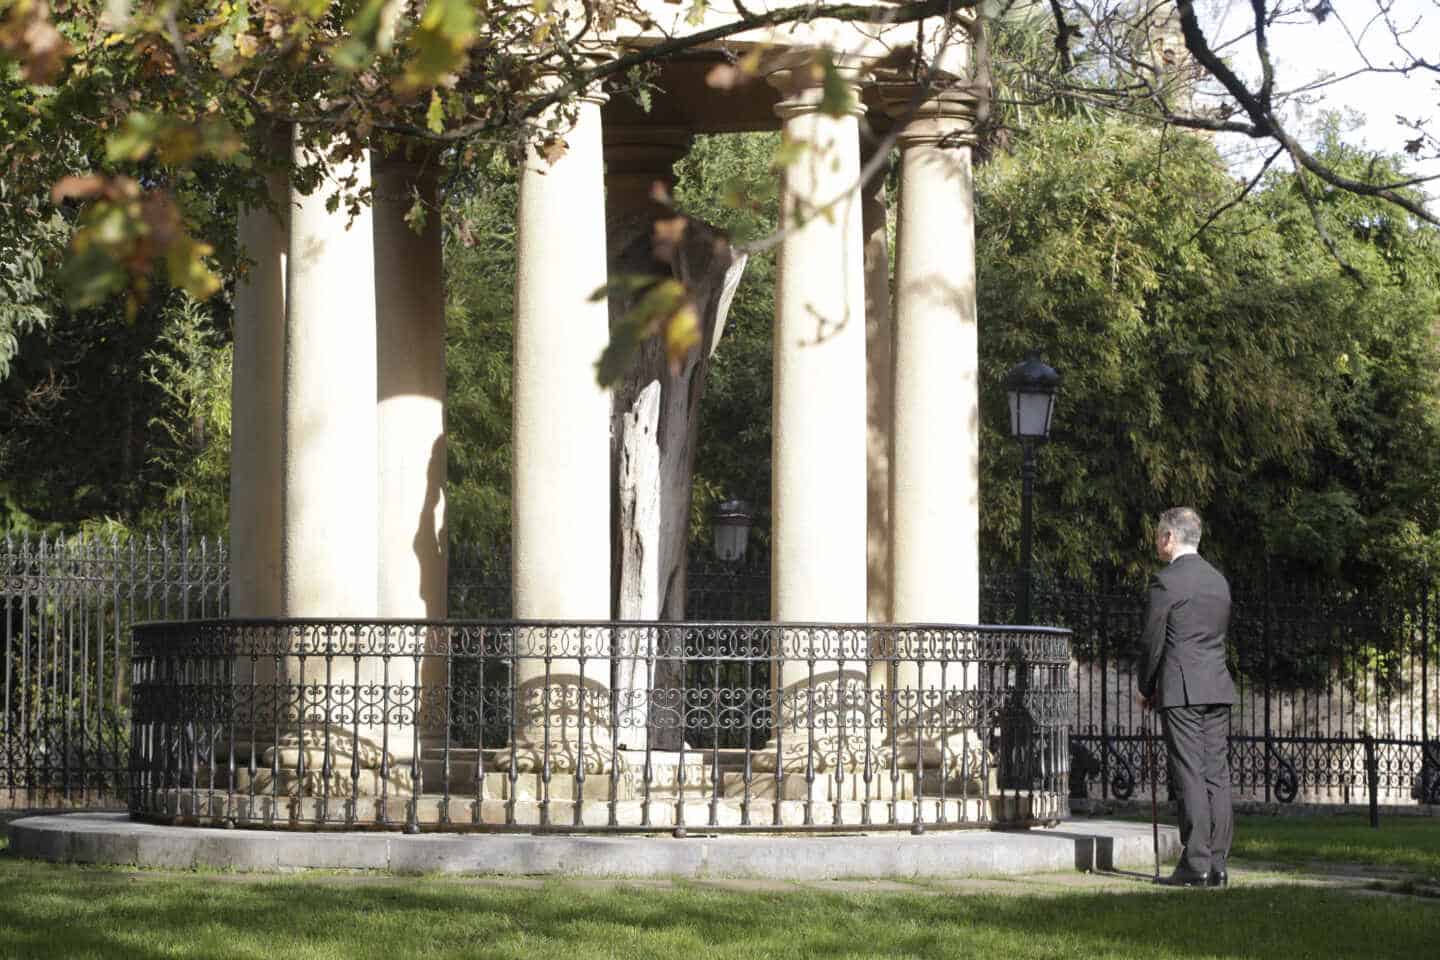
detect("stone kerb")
[7,812,1176,878]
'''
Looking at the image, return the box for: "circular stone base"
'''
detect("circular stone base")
[6,813,1179,878]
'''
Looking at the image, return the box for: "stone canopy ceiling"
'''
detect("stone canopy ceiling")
[603,54,783,134]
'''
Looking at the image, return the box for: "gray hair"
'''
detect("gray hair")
[1158,507,1203,548]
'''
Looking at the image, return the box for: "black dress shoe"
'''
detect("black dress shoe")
[1157,869,1210,887]
[1207,868,1228,888]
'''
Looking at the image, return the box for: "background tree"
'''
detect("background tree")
[0,287,231,533]
[442,154,518,551]
[976,116,1440,589]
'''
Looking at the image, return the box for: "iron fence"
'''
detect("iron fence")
[5,512,1439,812]
[128,619,1071,832]
[988,572,1440,807]
[1,517,227,808]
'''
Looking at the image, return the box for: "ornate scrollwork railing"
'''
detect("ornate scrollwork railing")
[129,619,1071,833]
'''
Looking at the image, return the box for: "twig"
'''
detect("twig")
[1187,144,1285,245]
[1286,151,1366,285]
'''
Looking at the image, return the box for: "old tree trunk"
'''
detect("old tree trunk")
[607,205,748,750]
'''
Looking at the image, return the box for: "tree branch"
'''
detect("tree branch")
[1174,0,1274,136]
[1045,0,1076,73]
[1285,152,1366,285]
[1172,0,1437,227]
[375,0,975,143]
[1187,144,1285,245]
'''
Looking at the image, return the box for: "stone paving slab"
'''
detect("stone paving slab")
[6,812,1180,880]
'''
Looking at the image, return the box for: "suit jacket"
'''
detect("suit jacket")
[1138,553,1237,708]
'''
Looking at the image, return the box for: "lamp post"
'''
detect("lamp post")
[712,499,754,564]
[1005,352,1060,624]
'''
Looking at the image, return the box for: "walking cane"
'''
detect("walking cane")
[1147,706,1160,881]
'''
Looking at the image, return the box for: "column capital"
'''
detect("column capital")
[372,146,443,203]
[529,57,614,108]
[766,62,867,121]
[873,84,981,147]
[374,141,445,172]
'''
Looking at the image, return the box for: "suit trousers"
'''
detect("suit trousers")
[1160,704,1233,875]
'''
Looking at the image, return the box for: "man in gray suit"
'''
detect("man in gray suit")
[1139,507,1237,888]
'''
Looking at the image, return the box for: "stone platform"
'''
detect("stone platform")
[6,812,1179,879]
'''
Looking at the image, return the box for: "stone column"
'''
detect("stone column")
[861,127,894,710]
[283,140,378,620]
[277,136,389,787]
[374,151,448,747]
[229,147,288,783]
[881,86,984,779]
[759,67,869,773]
[506,86,614,773]
[230,158,287,620]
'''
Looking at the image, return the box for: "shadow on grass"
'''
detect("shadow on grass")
[0,854,1437,960]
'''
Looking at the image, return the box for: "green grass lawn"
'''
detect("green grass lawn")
[0,861,1437,960]
[2,817,1439,959]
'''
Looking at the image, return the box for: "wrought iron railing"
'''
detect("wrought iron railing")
[1,522,227,807]
[128,619,1071,832]
[5,512,1438,812]
[1027,574,1440,806]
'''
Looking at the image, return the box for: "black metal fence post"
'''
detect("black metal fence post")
[1364,733,1379,828]
[1424,580,1432,805]
[1099,589,1110,800]
[1263,560,1274,804]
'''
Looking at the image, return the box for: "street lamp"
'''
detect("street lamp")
[1005,352,1060,624]
[712,499,754,564]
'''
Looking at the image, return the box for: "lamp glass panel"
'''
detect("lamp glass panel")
[1007,391,1022,437]
[1016,392,1054,439]
[714,524,749,562]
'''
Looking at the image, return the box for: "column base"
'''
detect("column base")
[881,731,994,794]
[750,734,875,774]
[169,730,418,797]
[492,729,616,774]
